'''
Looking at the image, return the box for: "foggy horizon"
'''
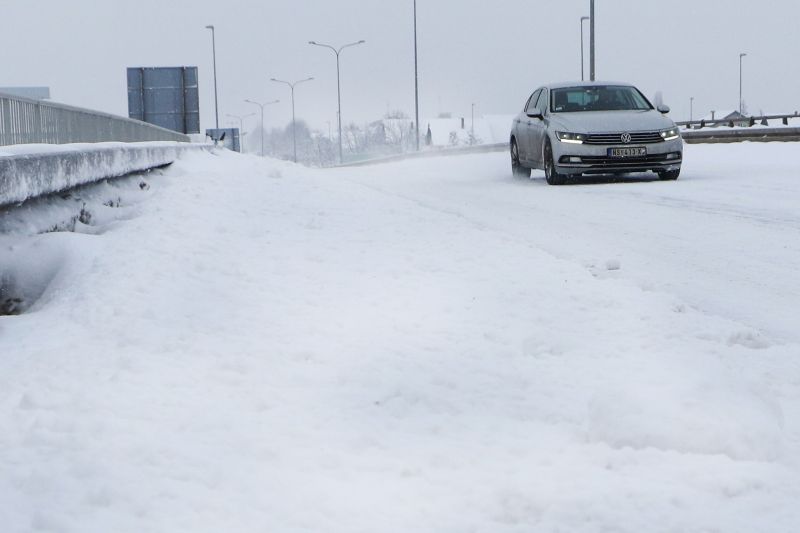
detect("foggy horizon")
[3,0,798,133]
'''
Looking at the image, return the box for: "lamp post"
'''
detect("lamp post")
[589,0,596,81]
[413,0,421,151]
[739,52,747,115]
[270,77,314,163]
[244,99,279,157]
[308,40,365,164]
[205,25,220,129]
[226,113,255,153]
[689,97,694,122]
[580,16,589,81]
[471,103,475,143]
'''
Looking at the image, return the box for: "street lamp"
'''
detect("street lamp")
[589,0,596,81]
[413,0,421,151]
[226,113,255,153]
[308,40,366,164]
[205,25,220,129]
[244,99,280,157]
[471,103,475,143]
[580,16,590,81]
[689,97,694,123]
[270,77,314,163]
[739,52,747,115]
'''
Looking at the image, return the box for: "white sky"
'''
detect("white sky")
[3,0,799,132]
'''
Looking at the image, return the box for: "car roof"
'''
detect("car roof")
[541,81,636,90]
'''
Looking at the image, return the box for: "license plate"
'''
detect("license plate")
[609,147,646,158]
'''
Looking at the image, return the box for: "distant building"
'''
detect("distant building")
[702,110,748,127]
[362,113,515,152]
[0,87,51,100]
[424,115,515,146]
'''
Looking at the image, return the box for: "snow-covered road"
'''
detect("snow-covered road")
[334,144,800,343]
[1,144,798,532]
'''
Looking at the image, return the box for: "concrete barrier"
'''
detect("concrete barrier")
[0,143,205,207]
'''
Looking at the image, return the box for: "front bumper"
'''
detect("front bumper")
[553,137,683,175]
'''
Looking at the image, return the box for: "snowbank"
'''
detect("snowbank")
[1,146,799,532]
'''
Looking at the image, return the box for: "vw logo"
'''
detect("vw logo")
[621,133,632,144]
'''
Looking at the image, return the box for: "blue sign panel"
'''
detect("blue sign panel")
[128,67,200,134]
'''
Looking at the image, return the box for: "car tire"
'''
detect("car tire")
[658,169,680,181]
[544,139,567,185]
[511,139,531,178]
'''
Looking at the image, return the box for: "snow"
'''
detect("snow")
[1,143,799,532]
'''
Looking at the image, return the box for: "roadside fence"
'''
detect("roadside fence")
[0,91,188,147]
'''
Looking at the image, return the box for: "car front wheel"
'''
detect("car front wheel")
[658,169,681,181]
[511,139,531,178]
[543,139,567,185]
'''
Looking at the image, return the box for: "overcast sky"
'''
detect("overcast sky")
[3,0,799,133]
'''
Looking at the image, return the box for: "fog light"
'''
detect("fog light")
[665,152,681,160]
[569,156,582,163]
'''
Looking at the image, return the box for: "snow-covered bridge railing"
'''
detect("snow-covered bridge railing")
[0,91,188,146]
[0,91,197,207]
[0,143,203,207]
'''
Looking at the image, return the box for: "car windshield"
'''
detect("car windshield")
[551,86,653,113]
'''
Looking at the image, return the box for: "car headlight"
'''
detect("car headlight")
[660,127,680,141]
[556,132,586,144]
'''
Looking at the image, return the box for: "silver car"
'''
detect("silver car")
[510,82,683,184]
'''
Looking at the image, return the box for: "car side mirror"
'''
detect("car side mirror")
[526,112,544,120]
[657,105,671,114]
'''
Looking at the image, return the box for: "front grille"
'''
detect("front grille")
[564,153,681,167]
[584,132,664,145]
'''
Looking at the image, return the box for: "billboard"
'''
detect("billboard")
[127,67,200,134]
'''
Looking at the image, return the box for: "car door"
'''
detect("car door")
[516,89,540,162]
[527,88,549,167]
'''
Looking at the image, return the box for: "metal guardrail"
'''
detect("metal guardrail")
[681,127,800,144]
[0,91,189,146]
[676,113,800,130]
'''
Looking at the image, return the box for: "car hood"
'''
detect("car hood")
[550,110,675,133]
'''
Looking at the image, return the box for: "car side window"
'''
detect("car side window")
[536,89,549,115]
[531,91,542,110]
[525,90,541,113]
